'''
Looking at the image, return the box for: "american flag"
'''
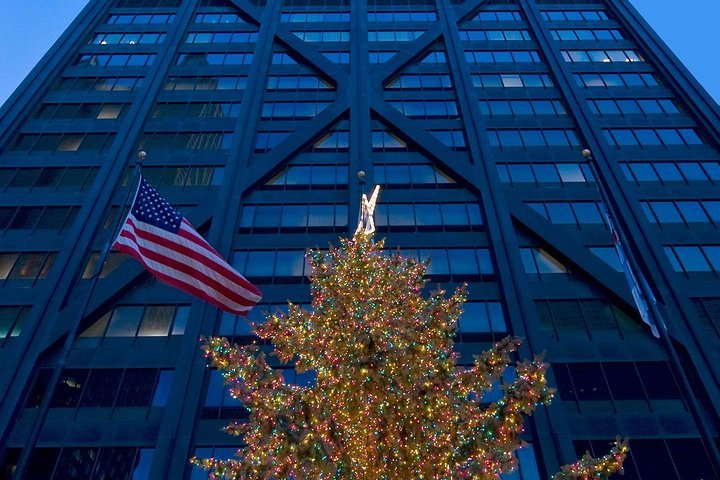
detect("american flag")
[113,177,261,315]
[603,207,660,338]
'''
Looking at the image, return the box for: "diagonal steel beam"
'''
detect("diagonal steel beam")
[371,26,443,88]
[227,0,348,87]
[273,27,350,88]
[240,101,350,191]
[370,100,476,182]
[507,197,636,309]
[454,0,491,23]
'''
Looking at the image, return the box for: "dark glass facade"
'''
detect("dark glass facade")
[0,0,719,478]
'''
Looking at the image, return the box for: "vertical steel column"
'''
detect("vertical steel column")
[436,0,574,473]
[156,1,285,477]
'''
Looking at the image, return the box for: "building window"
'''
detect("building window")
[142,165,224,188]
[294,30,350,42]
[374,202,483,232]
[90,32,167,45]
[176,52,253,66]
[554,361,685,413]
[420,51,447,63]
[0,167,98,192]
[575,438,715,480]
[185,31,258,44]
[429,130,467,150]
[34,103,127,121]
[0,206,80,234]
[642,200,720,227]
[540,10,610,21]
[527,201,605,227]
[664,245,720,274]
[261,102,331,120]
[140,132,233,151]
[561,49,644,63]
[266,74,332,91]
[536,299,645,341]
[369,50,397,63]
[367,11,437,22]
[8,133,116,154]
[53,75,144,93]
[458,29,532,41]
[190,447,241,479]
[390,100,460,119]
[393,248,495,280]
[195,12,246,23]
[478,99,567,117]
[238,204,348,233]
[271,52,297,65]
[497,162,594,185]
[386,73,452,90]
[233,248,494,283]
[471,73,554,89]
[164,75,246,91]
[469,10,523,22]
[202,369,249,419]
[264,165,348,189]
[457,301,507,337]
[8,447,154,480]
[282,12,350,23]
[372,130,407,151]
[488,129,580,149]
[465,50,542,63]
[520,247,568,275]
[621,161,720,184]
[323,51,350,63]
[0,252,57,285]
[368,30,423,42]
[152,102,241,119]
[106,13,176,24]
[79,304,190,338]
[254,131,291,152]
[691,297,720,338]
[26,368,173,409]
[587,98,681,116]
[603,128,704,148]
[374,164,456,187]
[0,306,31,342]
[574,72,660,88]
[74,53,156,67]
[550,28,623,41]
[589,246,622,271]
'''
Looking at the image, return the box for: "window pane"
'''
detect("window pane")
[138,306,174,336]
[105,306,143,337]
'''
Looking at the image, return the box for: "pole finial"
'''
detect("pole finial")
[582,149,592,158]
[138,150,147,161]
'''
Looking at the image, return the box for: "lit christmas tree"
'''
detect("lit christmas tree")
[192,189,627,479]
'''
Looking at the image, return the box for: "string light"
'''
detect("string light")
[191,232,628,479]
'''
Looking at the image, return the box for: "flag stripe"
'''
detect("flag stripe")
[114,240,254,314]
[124,216,260,299]
[117,226,258,308]
[111,177,261,315]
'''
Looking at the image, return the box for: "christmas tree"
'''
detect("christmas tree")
[192,223,627,479]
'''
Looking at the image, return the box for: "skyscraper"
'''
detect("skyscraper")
[0,0,719,478]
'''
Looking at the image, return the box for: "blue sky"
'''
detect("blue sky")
[0,0,718,108]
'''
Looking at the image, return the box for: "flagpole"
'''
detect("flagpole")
[11,151,145,479]
[582,149,720,474]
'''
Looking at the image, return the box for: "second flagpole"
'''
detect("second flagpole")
[583,148,720,475]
